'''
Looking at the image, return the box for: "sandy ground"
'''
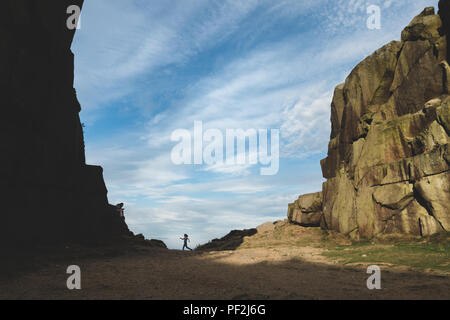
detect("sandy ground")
[0,244,449,300]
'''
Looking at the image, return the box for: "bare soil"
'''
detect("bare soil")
[0,223,449,300]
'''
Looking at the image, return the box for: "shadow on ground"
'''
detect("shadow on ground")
[0,246,449,300]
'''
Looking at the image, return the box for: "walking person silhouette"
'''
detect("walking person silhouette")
[180,234,193,251]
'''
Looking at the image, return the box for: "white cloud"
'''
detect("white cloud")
[203,162,253,176]
[73,0,266,110]
[213,184,270,194]
[74,0,440,248]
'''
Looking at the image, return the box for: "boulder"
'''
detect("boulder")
[401,7,442,42]
[288,192,323,227]
[146,239,168,249]
[257,222,276,233]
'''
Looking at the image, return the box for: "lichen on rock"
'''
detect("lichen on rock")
[288,192,323,227]
[288,2,450,238]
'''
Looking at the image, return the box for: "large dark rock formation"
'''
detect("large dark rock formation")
[440,0,450,55]
[288,2,450,238]
[1,1,131,246]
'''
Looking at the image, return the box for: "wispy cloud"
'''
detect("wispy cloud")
[73,0,439,248]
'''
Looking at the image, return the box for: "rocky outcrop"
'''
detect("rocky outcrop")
[1,1,132,246]
[288,3,450,238]
[134,234,168,249]
[288,192,323,227]
[196,229,258,251]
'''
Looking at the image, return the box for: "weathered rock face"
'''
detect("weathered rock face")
[1,1,131,246]
[288,192,323,227]
[289,3,450,238]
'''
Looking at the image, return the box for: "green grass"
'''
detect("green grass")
[322,234,450,272]
[204,221,450,273]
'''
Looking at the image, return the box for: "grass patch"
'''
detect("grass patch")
[322,233,450,272]
[200,220,450,273]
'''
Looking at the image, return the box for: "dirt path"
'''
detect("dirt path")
[0,245,449,300]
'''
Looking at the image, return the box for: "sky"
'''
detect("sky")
[72,0,439,249]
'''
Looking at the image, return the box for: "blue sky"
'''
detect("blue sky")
[72,0,439,249]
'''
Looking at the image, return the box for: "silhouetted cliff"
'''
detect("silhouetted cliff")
[440,0,450,55]
[1,1,131,246]
[289,1,450,238]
